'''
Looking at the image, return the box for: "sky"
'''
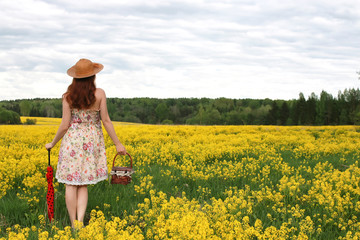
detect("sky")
[0,0,359,101]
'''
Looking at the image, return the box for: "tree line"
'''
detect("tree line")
[1,88,360,125]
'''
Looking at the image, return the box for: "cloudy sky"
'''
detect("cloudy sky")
[0,0,359,101]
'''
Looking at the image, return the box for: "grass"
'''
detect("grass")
[1,124,360,239]
[1,153,357,233]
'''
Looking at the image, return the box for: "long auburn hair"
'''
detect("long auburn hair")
[63,75,96,109]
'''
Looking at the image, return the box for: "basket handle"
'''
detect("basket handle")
[112,152,132,168]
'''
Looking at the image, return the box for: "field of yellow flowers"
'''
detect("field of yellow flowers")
[1,117,360,239]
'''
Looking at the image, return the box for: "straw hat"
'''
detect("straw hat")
[67,59,104,78]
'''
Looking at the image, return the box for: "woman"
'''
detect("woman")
[45,58,126,227]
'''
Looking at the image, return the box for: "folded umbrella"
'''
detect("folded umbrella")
[46,149,54,222]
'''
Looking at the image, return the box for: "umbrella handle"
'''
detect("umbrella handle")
[48,149,51,166]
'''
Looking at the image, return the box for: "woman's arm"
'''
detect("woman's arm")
[98,88,127,155]
[45,98,71,150]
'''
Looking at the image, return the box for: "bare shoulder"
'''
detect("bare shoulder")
[95,88,106,98]
[61,94,70,105]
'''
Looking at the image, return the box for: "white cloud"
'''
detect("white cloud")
[0,0,359,101]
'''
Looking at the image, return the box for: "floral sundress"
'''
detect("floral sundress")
[55,109,108,185]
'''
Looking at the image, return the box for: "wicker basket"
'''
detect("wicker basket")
[110,153,134,185]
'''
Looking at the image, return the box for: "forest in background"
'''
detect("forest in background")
[1,88,360,125]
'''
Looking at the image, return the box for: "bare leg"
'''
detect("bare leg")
[65,185,78,227]
[76,185,88,224]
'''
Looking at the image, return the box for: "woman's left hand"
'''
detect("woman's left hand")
[45,143,54,150]
[116,143,127,155]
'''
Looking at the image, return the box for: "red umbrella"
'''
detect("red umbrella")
[46,149,54,222]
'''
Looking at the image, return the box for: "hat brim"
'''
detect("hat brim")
[67,63,104,78]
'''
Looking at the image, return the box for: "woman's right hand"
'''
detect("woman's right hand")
[116,143,127,155]
[45,142,54,150]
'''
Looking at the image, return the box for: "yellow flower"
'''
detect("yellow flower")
[2,121,360,239]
